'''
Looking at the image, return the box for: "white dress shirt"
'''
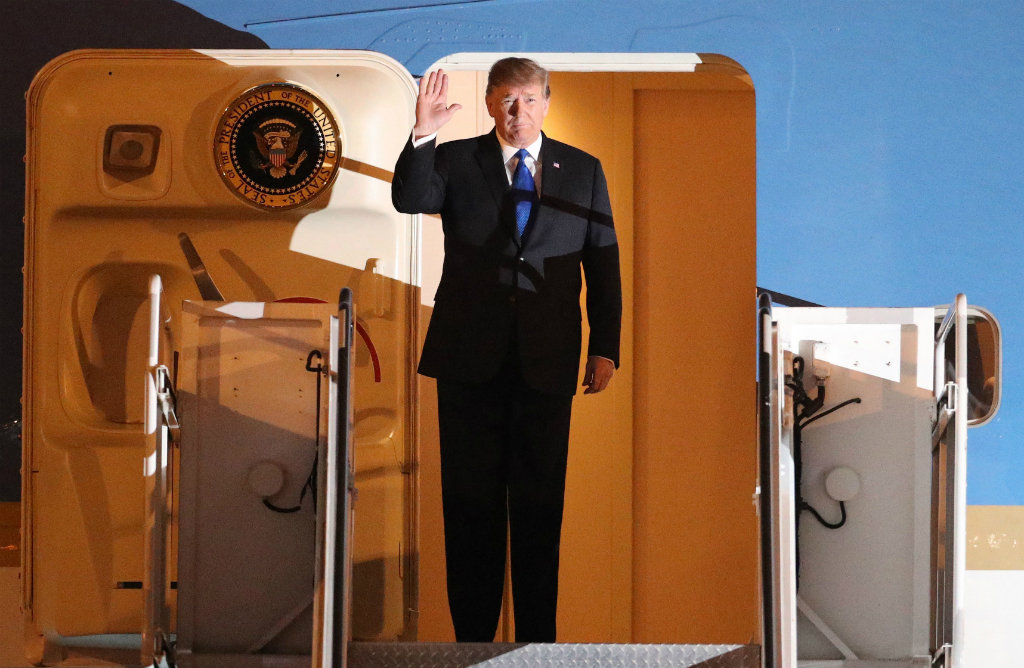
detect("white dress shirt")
[411,130,438,148]
[496,133,543,196]
[413,130,542,194]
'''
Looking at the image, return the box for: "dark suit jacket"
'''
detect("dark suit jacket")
[392,129,621,396]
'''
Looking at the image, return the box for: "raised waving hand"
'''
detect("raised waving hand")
[413,69,462,140]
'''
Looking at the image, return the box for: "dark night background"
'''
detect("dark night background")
[0,1,267,501]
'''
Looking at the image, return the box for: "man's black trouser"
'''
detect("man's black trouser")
[435,340,574,643]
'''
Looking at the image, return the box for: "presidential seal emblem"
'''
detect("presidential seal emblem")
[215,83,340,209]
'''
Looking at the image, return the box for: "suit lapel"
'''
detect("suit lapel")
[475,130,521,245]
[475,129,510,209]
[530,134,565,242]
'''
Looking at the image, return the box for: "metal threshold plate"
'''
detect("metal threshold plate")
[349,642,759,668]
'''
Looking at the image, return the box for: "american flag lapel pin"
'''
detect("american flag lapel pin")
[553,162,560,168]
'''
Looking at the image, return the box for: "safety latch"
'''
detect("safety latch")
[931,643,952,665]
[155,365,179,431]
[944,381,957,413]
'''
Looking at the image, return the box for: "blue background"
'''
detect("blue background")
[7,1,1020,504]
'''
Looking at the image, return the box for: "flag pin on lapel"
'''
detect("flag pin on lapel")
[553,162,560,168]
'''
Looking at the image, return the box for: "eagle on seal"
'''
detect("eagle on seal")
[252,118,308,178]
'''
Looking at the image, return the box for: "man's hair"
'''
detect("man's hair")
[486,57,550,99]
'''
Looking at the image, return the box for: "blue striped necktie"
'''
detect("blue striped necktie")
[511,148,536,237]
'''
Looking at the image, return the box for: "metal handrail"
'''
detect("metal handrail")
[756,292,776,668]
[143,275,173,667]
[931,294,967,668]
[313,288,356,668]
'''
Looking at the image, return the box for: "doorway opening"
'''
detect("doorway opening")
[413,53,757,645]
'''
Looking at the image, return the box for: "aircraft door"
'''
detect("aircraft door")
[23,49,420,660]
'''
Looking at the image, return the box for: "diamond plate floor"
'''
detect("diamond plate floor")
[348,642,760,668]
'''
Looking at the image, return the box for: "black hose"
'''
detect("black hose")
[803,500,847,529]
[261,350,323,515]
[802,398,862,428]
[263,498,301,514]
[789,356,861,587]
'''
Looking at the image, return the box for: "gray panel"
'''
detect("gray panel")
[176,303,335,659]
[349,642,524,668]
[177,653,311,668]
[348,643,759,668]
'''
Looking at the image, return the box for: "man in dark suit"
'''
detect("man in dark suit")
[392,58,621,643]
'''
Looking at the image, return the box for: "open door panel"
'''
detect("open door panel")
[23,50,420,660]
[773,306,940,666]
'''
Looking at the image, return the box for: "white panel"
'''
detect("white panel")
[178,305,335,655]
[189,51,419,285]
[963,570,1024,668]
[789,324,901,383]
[434,52,702,71]
[776,308,934,661]
[215,302,266,319]
[777,308,934,391]
[281,59,417,283]
[290,207,401,277]
[776,343,798,668]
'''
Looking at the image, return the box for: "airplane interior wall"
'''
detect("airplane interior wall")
[631,81,757,644]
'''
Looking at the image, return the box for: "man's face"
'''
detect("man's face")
[485,82,550,148]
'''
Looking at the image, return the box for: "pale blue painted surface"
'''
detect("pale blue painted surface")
[180,0,1024,504]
